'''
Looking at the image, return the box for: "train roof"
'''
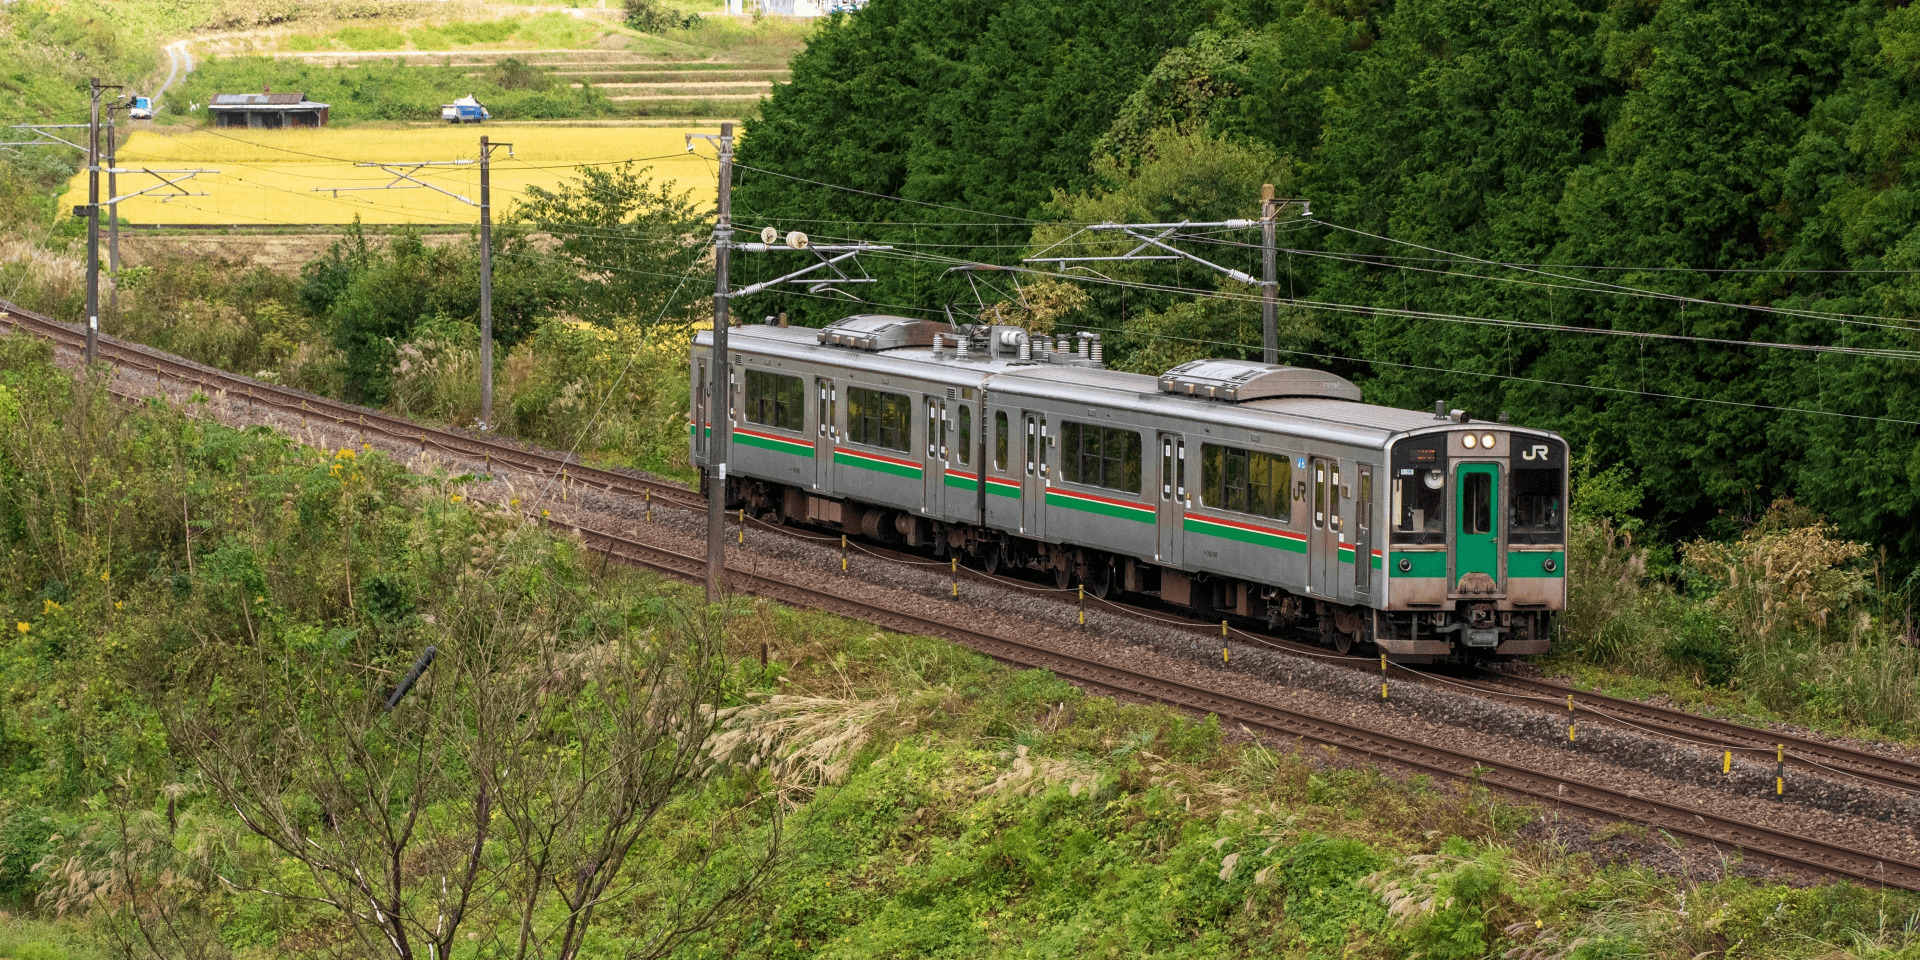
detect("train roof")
[700,324,1552,451]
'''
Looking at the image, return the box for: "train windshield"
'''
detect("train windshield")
[1509,466,1564,543]
[1391,469,1446,544]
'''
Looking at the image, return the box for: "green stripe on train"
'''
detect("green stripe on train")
[834,450,922,479]
[1046,490,1154,523]
[1183,516,1307,554]
[734,431,814,457]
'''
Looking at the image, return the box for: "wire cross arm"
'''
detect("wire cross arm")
[732,246,893,299]
[1,124,91,151]
[314,160,478,205]
[104,168,221,204]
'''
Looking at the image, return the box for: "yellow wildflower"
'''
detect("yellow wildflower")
[15,622,26,634]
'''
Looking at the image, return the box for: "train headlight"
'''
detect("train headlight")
[1462,433,1477,449]
[1543,557,1558,573]
[1481,433,1497,449]
[1423,469,1444,490]
[1397,558,1412,573]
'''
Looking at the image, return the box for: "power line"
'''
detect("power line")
[858,246,1920,363]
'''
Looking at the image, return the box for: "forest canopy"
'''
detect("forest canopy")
[734,0,1920,562]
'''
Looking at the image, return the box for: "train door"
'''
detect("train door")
[693,358,710,462]
[944,400,977,521]
[1022,412,1048,537]
[1156,433,1185,565]
[814,377,836,495]
[1309,457,1337,596]
[1354,465,1374,598]
[1454,462,1501,592]
[924,396,947,515]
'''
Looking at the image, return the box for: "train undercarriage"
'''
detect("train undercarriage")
[722,475,1554,665]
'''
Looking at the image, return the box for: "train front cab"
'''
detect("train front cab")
[1375,427,1566,663]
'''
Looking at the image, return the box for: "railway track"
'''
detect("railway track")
[7,297,1919,889]
[840,529,1920,799]
[549,511,1920,892]
[0,304,700,511]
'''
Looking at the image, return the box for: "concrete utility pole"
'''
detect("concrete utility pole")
[706,121,735,603]
[478,135,513,429]
[311,149,506,428]
[85,78,102,364]
[1260,183,1278,365]
[687,124,891,604]
[107,111,119,324]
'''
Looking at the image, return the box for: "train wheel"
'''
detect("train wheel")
[1331,629,1353,656]
[1053,563,1073,591]
[981,542,1003,576]
[1085,560,1113,600]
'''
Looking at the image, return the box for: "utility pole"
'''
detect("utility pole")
[706,122,735,603]
[1260,183,1278,365]
[477,135,512,429]
[688,125,890,604]
[85,78,102,364]
[107,110,119,324]
[311,149,506,429]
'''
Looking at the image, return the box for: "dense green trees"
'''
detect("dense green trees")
[737,0,1920,562]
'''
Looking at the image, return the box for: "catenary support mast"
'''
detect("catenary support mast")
[705,122,735,603]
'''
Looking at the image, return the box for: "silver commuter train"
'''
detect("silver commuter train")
[692,314,1567,661]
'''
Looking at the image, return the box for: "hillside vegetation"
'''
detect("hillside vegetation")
[736,0,1920,571]
[4,332,1920,958]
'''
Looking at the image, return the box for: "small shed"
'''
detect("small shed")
[208,88,330,129]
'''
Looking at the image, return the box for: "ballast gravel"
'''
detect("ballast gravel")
[43,324,1920,890]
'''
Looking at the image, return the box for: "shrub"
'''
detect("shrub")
[625,0,700,33]
[1660,608,1736,686]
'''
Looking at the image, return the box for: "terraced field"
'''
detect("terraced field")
[278,47,792,115]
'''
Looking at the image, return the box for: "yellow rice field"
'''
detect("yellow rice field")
[59,124,723,226]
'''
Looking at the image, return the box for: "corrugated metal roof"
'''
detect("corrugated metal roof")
[208,93,328,107]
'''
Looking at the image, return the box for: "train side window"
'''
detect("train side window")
[1111,428,1142,493]
[926,399,938,458]
[995,412,1009,471]
[847,387,911,452]
[1060,421,1084,484]
[1062,421,1142,493]
[744,369,804,432]
[1248,451,1291,521]
[1025,418,1035,476]
[957,405,971,465]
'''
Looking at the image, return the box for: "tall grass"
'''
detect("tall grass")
[1561,499,1920,737]
[387,314,696,476]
